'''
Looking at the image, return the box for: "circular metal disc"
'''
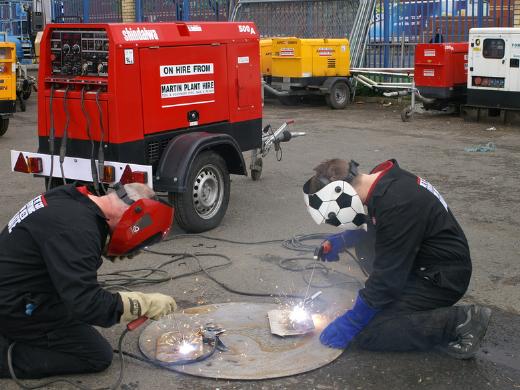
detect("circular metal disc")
[138,302,344,380]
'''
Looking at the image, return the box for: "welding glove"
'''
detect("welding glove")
[318,230,366,261]
[119,291,177,322]
[320,294,379,349]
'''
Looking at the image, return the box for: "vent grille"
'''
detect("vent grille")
[146,137,174,165]
[327,58,336,69]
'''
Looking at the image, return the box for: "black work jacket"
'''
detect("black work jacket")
[359,160,472,309]
[0,185,123,336]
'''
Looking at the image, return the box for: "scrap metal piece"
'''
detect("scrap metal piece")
[268,309,315,337]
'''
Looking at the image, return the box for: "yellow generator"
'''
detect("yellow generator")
[263,37,352,109]
[260,38,273,78]
[0,39,16,136]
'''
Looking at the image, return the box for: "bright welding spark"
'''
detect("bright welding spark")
[178,340,196,355]
[289,304,311,323]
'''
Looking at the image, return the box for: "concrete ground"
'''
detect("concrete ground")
[1,94,519,389]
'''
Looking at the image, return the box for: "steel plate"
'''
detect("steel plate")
[138,302,346,380]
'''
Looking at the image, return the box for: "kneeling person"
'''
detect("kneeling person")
[0,183,177,379]
[303,158,491,359]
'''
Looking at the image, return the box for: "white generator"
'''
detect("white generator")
[467,27,520,109]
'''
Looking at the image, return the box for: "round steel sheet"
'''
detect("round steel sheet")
[138,302,344,380]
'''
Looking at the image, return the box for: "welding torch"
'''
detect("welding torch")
[313,240,332,261]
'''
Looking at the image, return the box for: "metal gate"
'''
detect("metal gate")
[367,0,515,68]
[138,0,230,22]
[51,0,122,22]
[231,0,360,38]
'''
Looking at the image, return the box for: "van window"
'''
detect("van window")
[483,39,505,59]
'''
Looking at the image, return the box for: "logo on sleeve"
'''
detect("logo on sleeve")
[8,195,47,233]
[417,177,448,211]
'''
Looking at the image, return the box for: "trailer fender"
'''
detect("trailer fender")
[319,77,352,95]
[154,132,247,193]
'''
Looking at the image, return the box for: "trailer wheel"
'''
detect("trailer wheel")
[169,151,230,233]
[401,105,413,122]
[0,118,9,136]
[326,81,350,109]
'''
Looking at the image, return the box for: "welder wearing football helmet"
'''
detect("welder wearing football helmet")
[302,158,490,360]
[0,182,176,379]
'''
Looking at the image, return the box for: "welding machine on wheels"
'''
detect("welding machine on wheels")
[414,43,468,112]
[262,38,352,109]
[10,22,302,232]
[0,39,17,136]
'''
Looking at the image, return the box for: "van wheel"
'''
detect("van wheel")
[169,151,230,233]
[326,81,350,109]
[0,118,9,136]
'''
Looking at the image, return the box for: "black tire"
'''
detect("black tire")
[0,118,8,136]
[401,105,413,122]
[325,81,350,109]
[22,79,32,100]
[169,151,230,233]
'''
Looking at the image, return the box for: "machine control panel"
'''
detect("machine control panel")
[50,29,109,77]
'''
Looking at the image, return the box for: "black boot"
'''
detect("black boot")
[439,305,492,360]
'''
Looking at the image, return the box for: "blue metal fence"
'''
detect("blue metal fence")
[138,0,230,22]
[0,0,32,36]
[367,0,514,68]
[49,0,515,68]
[52,0,121,22]
[51,0,230,23]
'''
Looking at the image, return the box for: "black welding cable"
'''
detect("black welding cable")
[46,84,56,191]
[59,85,71,185]
[81,86,100,195]
[168,233,369,277]
[7,329,129,390]
[95,89,106,193]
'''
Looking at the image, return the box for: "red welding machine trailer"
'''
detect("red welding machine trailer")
[10,22,269,232]
[414,42,469,110]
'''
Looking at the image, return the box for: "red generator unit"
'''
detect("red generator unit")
[414,42,469,110]
[11,22,264,232]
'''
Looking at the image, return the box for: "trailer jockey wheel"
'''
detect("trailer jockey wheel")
[251,157,263,181]
[401,105,413,122]
[169,151,230,233]
[21,79,32,100]
[0,118,9,137]
[326,80,350,109]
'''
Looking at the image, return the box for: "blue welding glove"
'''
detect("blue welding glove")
[320,294,379,349]
[318,230,366,262]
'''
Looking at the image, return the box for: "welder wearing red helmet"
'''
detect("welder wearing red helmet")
[0,183,175,379]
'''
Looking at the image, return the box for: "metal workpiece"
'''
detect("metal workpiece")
[139,302,353,380]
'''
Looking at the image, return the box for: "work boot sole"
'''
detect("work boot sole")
[440,306,492,360]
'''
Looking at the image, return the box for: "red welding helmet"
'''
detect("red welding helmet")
[106,183,174,257]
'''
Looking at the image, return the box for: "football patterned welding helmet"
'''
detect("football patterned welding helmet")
[302,160,366,229]
[106,183,174,256]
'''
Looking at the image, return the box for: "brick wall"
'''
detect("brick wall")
[515,0,520,27]
[122,0,136,22]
